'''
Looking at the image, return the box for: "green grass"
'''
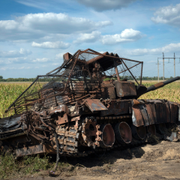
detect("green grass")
[0,154,51,179]
[141,81,180,103]
[0,83,31,118]
[0,153,72,179]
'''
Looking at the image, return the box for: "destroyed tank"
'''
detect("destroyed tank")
[0,48,180,158]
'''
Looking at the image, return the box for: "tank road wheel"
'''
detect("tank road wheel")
[156,123,167,135]
[147,125,156,136]
[132,125,147,140]
[81,118,115,148]
[99,124,115,148]
[114,122,132,144]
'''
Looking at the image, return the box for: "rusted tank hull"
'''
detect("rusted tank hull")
[0,98,179,157]
[0,49,180,157]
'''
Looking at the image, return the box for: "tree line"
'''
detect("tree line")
[0,75,175,82]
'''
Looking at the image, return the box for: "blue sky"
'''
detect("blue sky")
[0,0,180,78]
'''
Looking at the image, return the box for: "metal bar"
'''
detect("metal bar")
[85,50,143,63]
[83,48,143,63]
[121,60,139,85]
[114,62,141,76]
[64,51,81,88]
[146,76,180,92]
[6,76,39,113]
[157,58,159,82]
[114,66,120,81]
[163,52,165,80]
[46,50,80,75]
[140,61,143,85]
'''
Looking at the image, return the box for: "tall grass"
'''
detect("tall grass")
[0,83,31,118]
[141,81,180,103]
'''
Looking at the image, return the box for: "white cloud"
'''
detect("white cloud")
[76,0,136,11]
[0,13,111,41]
[0,49,31,58]
[32,58,49,62]
[32,41,70,49]
[152,3,180,27]
[16,0,71,11]
[73,31,101,44]
[16,0,48,10]
[128,43,180,56]
[52,63,59,66]
[0,66,31,70]
[56,53,65,59]
[101,28,143,45]
[73,29,143,45]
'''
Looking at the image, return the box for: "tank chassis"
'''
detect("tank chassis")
[0,48,180,159]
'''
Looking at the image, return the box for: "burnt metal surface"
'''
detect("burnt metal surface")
[85,99,108,112]
[101,100,131,116]
[0,48,179,158]
[16,144,46,157]
[132,99,179,127]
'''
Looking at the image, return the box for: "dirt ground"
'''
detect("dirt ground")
[14,138,180,180]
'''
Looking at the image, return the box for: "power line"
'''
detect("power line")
[157,53,180,81]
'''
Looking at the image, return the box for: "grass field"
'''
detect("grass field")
[140,81,180,103]
[0,82,31,118]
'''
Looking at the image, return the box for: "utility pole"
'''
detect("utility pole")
[157,58,160,81]
[174,53,176,77]
[157,53,180,81]
[163,53,164,80]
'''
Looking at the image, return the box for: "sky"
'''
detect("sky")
[0,0,180,78]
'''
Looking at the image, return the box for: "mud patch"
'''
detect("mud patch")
[10,140,180,180]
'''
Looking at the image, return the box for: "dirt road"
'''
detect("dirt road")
[16,139,180,180]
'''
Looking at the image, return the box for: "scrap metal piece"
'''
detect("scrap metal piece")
[85,99,107,112]
[16,144,46,157]
[166,132,178,142]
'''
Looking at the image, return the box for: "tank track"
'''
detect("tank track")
[53,115,153,157]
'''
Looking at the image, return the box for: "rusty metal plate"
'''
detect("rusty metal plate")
[165,102,171,123]
[140,105,149,126]
[114,81,137,98]
[132,106,144,127]
[101,82,116,99]
[101,100,130,116]
[169,102,178,123]
[49,104,69,115]
[85,99,107,112]
[16,144,46,157]
[56,113,68,125]
[155,101,168,124]
[145,103,157,125]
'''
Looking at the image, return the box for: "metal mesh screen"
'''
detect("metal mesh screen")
[6,49,143,115]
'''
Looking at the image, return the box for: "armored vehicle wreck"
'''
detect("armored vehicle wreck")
[0,49,180,158]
